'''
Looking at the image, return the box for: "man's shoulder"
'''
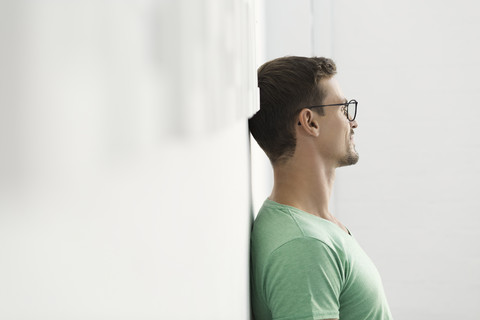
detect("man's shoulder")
[251,200,303,255]
[251,199,346,258]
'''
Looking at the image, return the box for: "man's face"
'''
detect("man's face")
[316,77,359,167]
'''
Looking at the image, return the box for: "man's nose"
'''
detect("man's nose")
[350,120,358,129]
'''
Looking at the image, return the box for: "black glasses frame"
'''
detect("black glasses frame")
[304,99,358,122]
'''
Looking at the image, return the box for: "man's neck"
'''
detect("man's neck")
[269,157,336,222]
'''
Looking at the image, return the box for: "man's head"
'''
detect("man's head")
[305,76,359,168]
[249,56,358,167]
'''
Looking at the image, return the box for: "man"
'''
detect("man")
[249,56,393,320]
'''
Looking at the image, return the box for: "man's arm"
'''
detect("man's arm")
[264,238,343,320]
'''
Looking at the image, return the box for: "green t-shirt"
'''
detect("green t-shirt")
[251,199,393,320]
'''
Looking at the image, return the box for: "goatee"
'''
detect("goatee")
[338,149,359,167]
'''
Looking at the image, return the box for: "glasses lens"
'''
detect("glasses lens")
[347,101,357,121]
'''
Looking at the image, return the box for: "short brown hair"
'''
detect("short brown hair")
[249,56,337,165]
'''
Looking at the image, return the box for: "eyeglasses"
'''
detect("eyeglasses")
[305,99,358,122]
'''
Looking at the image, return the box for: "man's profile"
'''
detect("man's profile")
[249,56,393,320]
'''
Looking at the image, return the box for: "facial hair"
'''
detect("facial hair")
[337,129,359,167]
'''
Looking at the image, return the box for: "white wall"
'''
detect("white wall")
[255,0,480,319]
[0,1,257,319]
[333,1,480,318]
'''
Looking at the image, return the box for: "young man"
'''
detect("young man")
[249,56,393,320]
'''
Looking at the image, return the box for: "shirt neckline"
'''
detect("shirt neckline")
[264,198,353,237]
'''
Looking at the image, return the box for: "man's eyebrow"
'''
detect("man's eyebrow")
[343,98,348,103]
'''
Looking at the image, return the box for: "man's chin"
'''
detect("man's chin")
[338,151,359,167]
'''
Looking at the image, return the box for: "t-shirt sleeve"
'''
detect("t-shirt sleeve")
[264,237,343,320]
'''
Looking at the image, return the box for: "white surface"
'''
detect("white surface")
[0,1,255,319]
[333,1,480,318]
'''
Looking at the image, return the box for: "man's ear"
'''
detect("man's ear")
[297,109,320,136]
